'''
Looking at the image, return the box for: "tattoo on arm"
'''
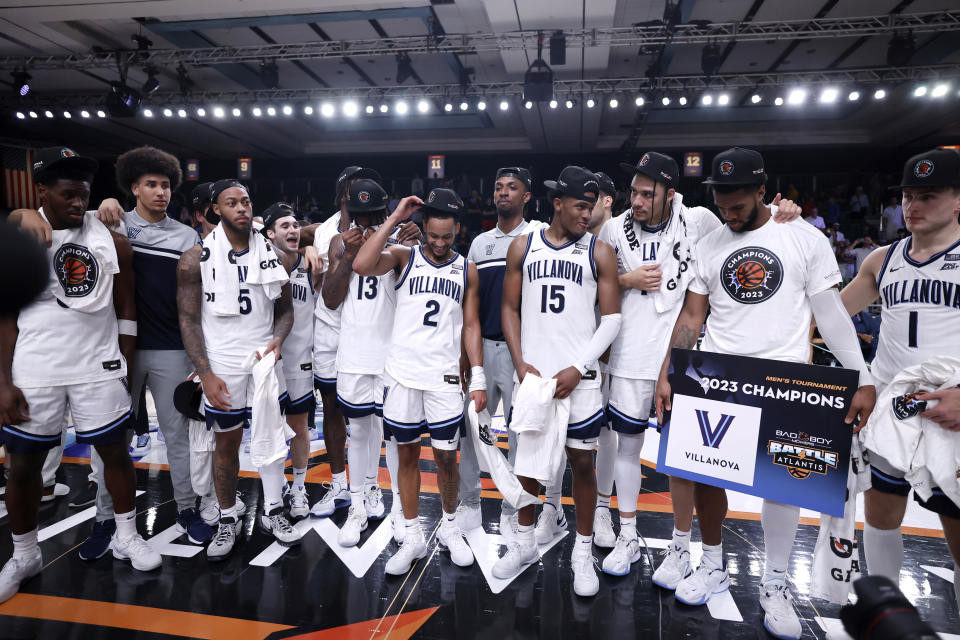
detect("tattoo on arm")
[273,283,294,342]
[322,236,353,310]
[177,246,211,375]
[674,324,700,350]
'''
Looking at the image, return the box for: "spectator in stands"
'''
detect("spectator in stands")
[454,225,471,256]
[881,194,903,241]
[804,206,826,230]
[481,197,496,231]
[852,309,881,361]
[896,227,909,241]
[429,171,443,190]
[456,173,472,200]
[786,183,799,202]
[824,195,841,226]
[411,173,424,198]
[847,234,877,275]
[849,185,869,218]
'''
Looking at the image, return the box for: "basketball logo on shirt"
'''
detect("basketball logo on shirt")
[54,243,99,297]
[720,246,783,304]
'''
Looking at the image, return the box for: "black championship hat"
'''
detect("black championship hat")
[543,166,600,204]
[262,202,299,230]
[495,166,532,191]
[702,147,767,186]
[32,146,98,180]
[209,179,247,203]
[173,379,204,422]
[346,179,388,214]
[892,148,960,189]
[420,188,464,216]
[594,171,617,197]
[334,166,383,205]
[619,151,678,190]
[191,181,214,211]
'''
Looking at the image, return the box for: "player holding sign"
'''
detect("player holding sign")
[655,148,875,640]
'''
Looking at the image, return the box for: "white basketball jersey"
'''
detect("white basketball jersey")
[337,264,398,375]
[201,248,276,369]
[872,237,960,386]
[282,255,316,380]
[385,247,467,391]
[519,229,600,388]
[313,213,344,355]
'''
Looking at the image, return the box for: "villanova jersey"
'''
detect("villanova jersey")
[282,255,315,380]
[337,264,398,375]
[385,247,467,391]
[201,248,276,370]
[873,237,960,386]
[519,229,600,388]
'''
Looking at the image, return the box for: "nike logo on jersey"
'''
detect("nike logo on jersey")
[889,266,904,272]
[531,248,543,253]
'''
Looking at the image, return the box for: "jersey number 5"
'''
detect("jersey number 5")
[540,284,565,313]
[238,289,252,315]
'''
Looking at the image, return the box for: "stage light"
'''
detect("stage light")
[143,108,154,118]
[609,97,619,108]
[232,107,242,117]
[661,96,670,106]
[524,100,533,109]
[677,96,687,106]
[15,111,24,119]
[196,107,206,117]
[44,110,53,118]
[365,105,374,114]
[874,88,886,100]
[634,96,644,107]
[395,100,409,115]
[12,70,31,96]
[28,111,38,118]
[787,88,807,105]
[417,99,430,113]
[718,94,730,106]
[586,97,596,108]
[282,105,293,116]
[931,83,949,98]
[106,82,143,117]
[774,96,784,106]
[303,105,314,115]
[63,111,71,119]
[252,107,262,117]
[320,102,335,118]
[266,106,276,116]
[162,108,173,117]
[96,110,106,118]
[141,67,160,95]
[913,85,927,97]
[499,99,509,111]
[750,93,762,104]
[701,94,713,106]
[177,108,187,118]
[819,87,838,104]
[444,102,453,112]
[848,90,861,101]
[343,100,359,117]
[459,101,468,111]
[549,99,558,109]
[80,110,90,118]
[379,104,389,113]
[477,100,486,110]
[565,99,574,109]
[213,106,225,118]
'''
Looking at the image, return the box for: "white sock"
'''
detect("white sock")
[292,467,307,491]
[385,437,400,499]
[221,504,237,522]
[405,516,421,539]
[11,529,38,559]
[332,470,347,488]
[258,458,287,513]
[620,515,637,539]
[761,499,800,585]
[346,414,373,494]
[596,426,617,496]
[702,542,723,569]
[574,532,592,555]
[442,510,456,528]
[366,417,383,485]
[115,509,137,541]
[517,523,535,545]
[672,527,691,551]
[863,522,904,582]
[613,432,645,515]
[596,495,611,510]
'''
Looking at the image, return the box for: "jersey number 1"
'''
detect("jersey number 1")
[908,311,918,348]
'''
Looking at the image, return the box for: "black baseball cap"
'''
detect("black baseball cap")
[892,148,960,189]
[620,151,678,190]
[495,167,532,191]
[262,202,299,230]
[346,179,388,214]
[544,166,600,204]
[702,147,767,186]
[32,146,98,180]
[173,379,204,422]
[209,179,247,203]
[594,171,617,197]
[191,181,214,211]
[420,188,464,216]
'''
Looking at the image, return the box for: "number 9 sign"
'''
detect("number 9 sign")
[238,157,252,179]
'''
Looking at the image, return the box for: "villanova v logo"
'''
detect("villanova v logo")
[695,410,735,448]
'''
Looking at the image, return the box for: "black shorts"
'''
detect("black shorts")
[870,464,960,520]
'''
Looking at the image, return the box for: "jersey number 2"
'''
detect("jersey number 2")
[423,300,440,327]
[540,284,565,313]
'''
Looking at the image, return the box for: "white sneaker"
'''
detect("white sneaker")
[338,505,368,547]
[385,535,428,575]
[0,550,42,603]
[207,518,241,562]
[287,486,310,520]
[455,504,482,531]
[310,481,351,518]
[234,492,246,517]
[259,508,301,545]
[437,522,474,567]
[199,497,220,527]
[675,560,729,606]
[652,544,693,590]
[499,511,519,541]
[571,552,600,597]
[534,504,567,544]
[40,482,69,503]
[492,539,538,579]
[390,501,404,544]
[592,508,616,548]
[130,433,151,457]
[110,533,162,571]
[601,534,642,576]
[364,484,385,520]
[759,581,802,640]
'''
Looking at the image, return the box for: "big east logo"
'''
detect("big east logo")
[54,243,99,297]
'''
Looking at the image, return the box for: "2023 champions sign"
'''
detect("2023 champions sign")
[656,349,858,517]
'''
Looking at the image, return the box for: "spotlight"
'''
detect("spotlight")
[459,101,468,111]
[196,107,206,117]
[477,100,486,110]
[718,93,730,106]
[266,106,276,116]
[281,105,293,116]
[63,111,71,119]
[774,96,784,106]
[417,99,430,113]
[565,99,574,109]
[213,106,225,118]
[80,110,90,118]
[28,111,38,118]
[873,88,887,100]
[586,97,596,108]
[524,100,533,109]
[232,107,242,117]
[163,107,173,117]
[609,97,619,108]
[44,110,53,118]
[549,99,558,109]
[15,111,24,119]
[321,102,335,118]
[260,61,279,89]
[444,102,453,112]
[499,99,509,111]
[177,108,187,118]
[343,101,359,117]
[661,96,671,106]
[701,94,714,106]
[96,110,106,118]
[787,88,807,105]
[379,104,389,113]
[12,70,31,96]
[931,83,949,98]
[143,108,154,118]
[913,85,927,97]
[395,100,409,115]
[634,96,644,107]
[141,66,160,95]
[751,93,762,104]
[678,96,687,106]
[819,87,839,104]
[700,42,722,76]
[848,90,861,101]
[365,105,374,114]
[252,107,262,117]
[303,105,314,115]
[106,82,143,117]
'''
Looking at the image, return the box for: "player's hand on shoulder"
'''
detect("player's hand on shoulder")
[12,209,52,247]
[340,228,364,259]
[553,366,582,399]
[96,198,124,228]
[397,221,422,245]
[770,193,802,222]
[199,371,231,411]
[470,390,488,413]
[919,388,960,431]
[848,384,877,433]
[300,245,324,277]
[0,382,29,425]
[516,362,541,382]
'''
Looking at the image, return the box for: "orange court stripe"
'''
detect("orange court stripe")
[0,593,294,640]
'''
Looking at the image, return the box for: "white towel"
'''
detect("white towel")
[42,208,119,313]
[511,374,569,484]
[467,401,539,510]
[202,224,289,316]
[188,419,215,497]
[242,349,295,467]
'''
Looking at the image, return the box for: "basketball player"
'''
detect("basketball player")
[192,182,218,238]
[838,148,960,611]
[654,148,875,640]
[495,166,622,598]
[0,148,160,603]
[353,189,485,574]
[261,203,315,520]
[177,180,298,560]
[458,167,545,540]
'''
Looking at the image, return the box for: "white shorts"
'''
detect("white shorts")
[203,365,287,432]
[337,372,384,418]
[312,352,337,395]
[606,376,655,435]
[381,373,464,451]
[1,378,132,453]
[283,375,316,415]
[509,385,605,451]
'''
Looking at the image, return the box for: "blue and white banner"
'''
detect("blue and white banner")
[656,349,858,516]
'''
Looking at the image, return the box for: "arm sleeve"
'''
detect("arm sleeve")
[573,313,622,376]
[810,288,874,387]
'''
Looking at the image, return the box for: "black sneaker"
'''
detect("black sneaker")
[69,481,98,509]
[78,519,117,561]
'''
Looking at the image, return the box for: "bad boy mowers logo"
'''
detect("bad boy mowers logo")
[720,246,783,304]
[54,243,99,297]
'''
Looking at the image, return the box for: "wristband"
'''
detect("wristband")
[118,319,137,336]
[468,366,487,393]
